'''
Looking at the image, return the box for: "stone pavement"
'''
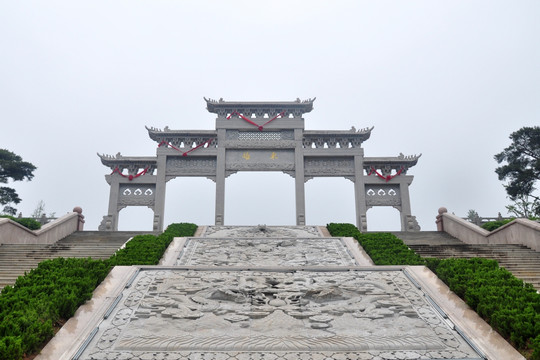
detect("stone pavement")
[38,226,524,360]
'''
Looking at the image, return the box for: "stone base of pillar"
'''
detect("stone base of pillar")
[215,214,224,226]
[153,214,161,232]
[98,215,115,231]
[358,214,368,232]
[405,215,421,231]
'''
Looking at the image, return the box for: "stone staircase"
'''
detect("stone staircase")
[393,231,540,290]
[0,231,149,290]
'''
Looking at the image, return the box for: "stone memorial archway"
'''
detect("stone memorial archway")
[98,98,421,232]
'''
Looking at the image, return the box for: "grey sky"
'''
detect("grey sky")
[1,1,539,231]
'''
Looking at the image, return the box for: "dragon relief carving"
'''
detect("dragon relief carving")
[81,269,479,359]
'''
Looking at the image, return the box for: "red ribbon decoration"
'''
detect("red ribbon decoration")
[261,110,286,128]
[181,138,214,157]
[368,166,404,182]
[158,139,214,157]
[111,166,149,181]
[227,110,285,131]
[158,140,181,152]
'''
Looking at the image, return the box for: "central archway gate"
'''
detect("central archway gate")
[98,98,421,232]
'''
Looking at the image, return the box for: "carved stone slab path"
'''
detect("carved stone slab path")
[200,225,324,238]
[78,268,481,360]
[38,226,524,360]
[175,238,357,267]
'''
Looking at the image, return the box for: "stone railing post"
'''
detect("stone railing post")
[73,206,85,231]
[436,207,447,231]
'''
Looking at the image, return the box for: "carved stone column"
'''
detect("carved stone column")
[153,154,167,232]
[104,176,120,231]
[397,176,420,231]
[215,128,226,225]
[353,153,368,232]
[294,128,305,225]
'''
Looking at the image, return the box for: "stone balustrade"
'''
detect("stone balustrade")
[0,207,84,245]
[437,207,540,251]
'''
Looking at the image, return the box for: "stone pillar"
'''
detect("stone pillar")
[215,128,226,225]
[73,207,85,231]
[399,181,411,231]
[353,153,368,231]
[294,128,305,225]
[153,154,167,232]
[436,207,447,231]
[397,177,420,231]
[106,177,120,231]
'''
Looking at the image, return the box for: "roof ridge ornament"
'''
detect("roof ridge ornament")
[97,152,123,160]
[398,153,422,160]
[350,126,374,133]
[145,125,162,132]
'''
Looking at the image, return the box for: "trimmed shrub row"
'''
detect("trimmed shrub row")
[0,223,197,360]
[428,258,540,357]
[108,223,197,266]
[481,218,514,231]
[326,223,540,359]
[326,223,424,265]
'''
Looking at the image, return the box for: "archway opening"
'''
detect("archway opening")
[117,206,154,231]
[164,177,215,227]
[366,207,401,231]
[305,177,355,226]
[225,172,295,225]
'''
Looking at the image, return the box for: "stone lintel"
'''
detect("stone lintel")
[216,118,305,130]
[304,148,363,156]
[364,174,415,185]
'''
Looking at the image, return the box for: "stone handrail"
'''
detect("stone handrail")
[0,207,85,245]
[436,207,540,252]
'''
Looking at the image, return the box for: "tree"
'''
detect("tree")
[31,200,55,220]
[494,126,540,217]
[466,209,480,224]
[31,200,46,218]
[505,194,538,219]
[0,149,37,215]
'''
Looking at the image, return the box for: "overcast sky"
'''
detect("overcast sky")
[1,1,539,231]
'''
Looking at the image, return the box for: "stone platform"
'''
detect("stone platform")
[38,226,524,360]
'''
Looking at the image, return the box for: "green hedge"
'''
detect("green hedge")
[428,258,540,357]
[0,216,41,230]
[0,258,110,357]
[326,223,424,265]
[0,222,197,360]
[481,218,514,231]
[326,223,540,359]
[108,222,197,266]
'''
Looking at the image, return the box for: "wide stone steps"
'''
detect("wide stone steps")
[0,231,149,290]
[393,231,540,290]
